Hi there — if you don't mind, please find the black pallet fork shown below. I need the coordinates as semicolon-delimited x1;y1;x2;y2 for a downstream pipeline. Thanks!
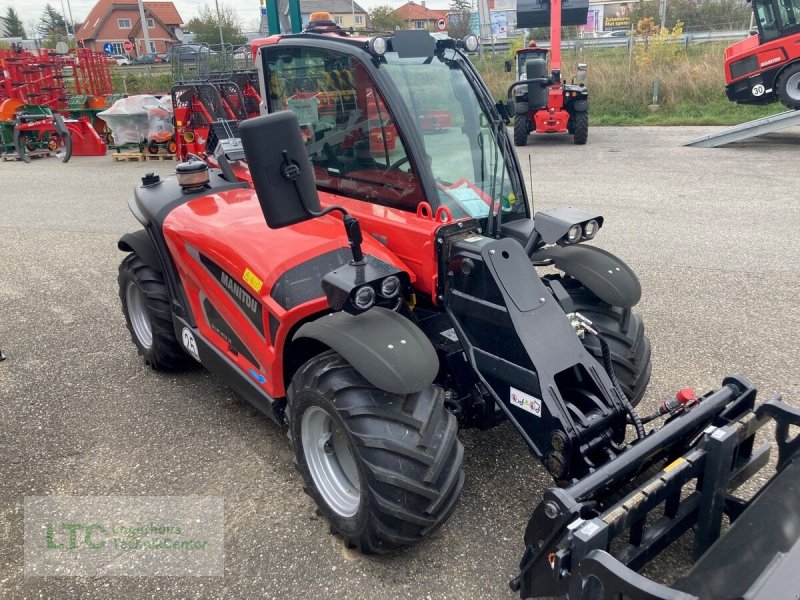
512;375;800;599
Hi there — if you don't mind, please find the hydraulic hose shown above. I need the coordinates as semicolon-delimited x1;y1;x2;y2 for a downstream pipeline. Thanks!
595;334;646;440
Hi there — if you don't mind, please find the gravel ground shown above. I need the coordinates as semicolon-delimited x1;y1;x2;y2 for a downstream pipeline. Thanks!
1;126;799;599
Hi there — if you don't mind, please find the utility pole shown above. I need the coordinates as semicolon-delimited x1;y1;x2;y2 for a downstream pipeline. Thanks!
136;0;152;55
65;0;76;38
58;0;71;40
659;0;667;29
214;0;226;46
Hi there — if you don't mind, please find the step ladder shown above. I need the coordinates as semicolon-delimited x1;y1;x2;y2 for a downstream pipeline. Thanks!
684;109;800;147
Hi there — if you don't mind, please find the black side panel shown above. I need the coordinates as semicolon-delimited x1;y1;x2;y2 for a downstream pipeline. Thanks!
201;298;261;370
172;316;284;424
198;253;264;333
271;248;351;310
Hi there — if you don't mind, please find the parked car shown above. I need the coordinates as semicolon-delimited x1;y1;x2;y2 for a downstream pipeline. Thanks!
131;53;166;65
169;44;218;63
603;30;629;38
109;54;131;66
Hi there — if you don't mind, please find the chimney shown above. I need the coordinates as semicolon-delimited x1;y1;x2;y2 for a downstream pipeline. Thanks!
421;0;426;6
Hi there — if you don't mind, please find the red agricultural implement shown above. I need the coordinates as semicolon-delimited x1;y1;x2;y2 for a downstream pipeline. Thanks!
0;47;109;160
172;73;261;161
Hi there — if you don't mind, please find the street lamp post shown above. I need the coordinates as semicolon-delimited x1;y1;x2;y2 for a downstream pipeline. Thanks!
136;0;153;55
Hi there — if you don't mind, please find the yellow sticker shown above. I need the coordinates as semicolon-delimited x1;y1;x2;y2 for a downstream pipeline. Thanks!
663;457;687;473
242;268;263;293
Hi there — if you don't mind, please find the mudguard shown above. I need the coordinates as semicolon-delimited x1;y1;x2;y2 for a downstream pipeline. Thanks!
118;230;162;274
532;244;641;308
571;98;589;112
294;307;438;395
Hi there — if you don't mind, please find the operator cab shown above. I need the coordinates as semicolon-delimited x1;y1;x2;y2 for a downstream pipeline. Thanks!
751;0;800;42
256;25;527;228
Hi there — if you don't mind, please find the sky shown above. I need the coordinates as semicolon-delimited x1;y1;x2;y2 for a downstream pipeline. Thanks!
0;0;452;36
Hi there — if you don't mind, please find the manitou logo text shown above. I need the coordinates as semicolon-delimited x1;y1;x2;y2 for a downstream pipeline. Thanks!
220;271;258;315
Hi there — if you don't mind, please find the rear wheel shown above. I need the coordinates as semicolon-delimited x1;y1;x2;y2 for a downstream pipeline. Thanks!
147;140;160;154
118;253;193;370
572;111;589;145
288;351;465;553
559;278;652;406
514;115;529;146
776;63;800;110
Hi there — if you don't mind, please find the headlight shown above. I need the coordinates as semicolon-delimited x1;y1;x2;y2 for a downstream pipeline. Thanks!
566;224;582;243
380;275;401;298
464;35;479;52
582;219;599;239
369;37;387;57
353;286;376;310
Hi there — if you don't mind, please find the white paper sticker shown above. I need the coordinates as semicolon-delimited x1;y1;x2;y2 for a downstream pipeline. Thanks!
510;386;541;417
182;327;200;362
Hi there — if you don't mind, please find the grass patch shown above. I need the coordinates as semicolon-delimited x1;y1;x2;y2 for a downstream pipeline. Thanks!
473;42;785;126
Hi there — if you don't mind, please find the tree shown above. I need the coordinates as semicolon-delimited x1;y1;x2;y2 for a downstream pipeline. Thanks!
3;7;27;38
185;3;247;47
369;5;405;32
448;0;473;39
37;4;73;44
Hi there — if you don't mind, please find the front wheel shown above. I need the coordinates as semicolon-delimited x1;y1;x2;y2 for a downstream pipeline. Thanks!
514;115;529;146
288;351;465;553
776;63;800;110
572;111;589;145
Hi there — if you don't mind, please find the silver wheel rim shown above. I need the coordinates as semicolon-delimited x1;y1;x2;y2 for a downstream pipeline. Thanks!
126;280;153;349
786;72;800;102
301;406;361;517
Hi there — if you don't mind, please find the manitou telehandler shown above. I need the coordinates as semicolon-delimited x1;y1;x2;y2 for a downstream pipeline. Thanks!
507;0;590;145
116;21;800;599
724;0;800;108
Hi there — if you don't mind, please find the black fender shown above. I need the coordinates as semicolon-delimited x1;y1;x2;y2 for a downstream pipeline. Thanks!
532;244;641;308
571;98;589;112
118;229;162;274
294;307;438;395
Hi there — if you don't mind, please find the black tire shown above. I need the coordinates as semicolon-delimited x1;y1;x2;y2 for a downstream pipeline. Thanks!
559;278;652;406
288;351;465;553
572;111;588;145
513;115;529;146
775;63;800;110
118;253;193;370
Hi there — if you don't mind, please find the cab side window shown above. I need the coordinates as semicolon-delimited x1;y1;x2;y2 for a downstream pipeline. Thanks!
265;47;424;212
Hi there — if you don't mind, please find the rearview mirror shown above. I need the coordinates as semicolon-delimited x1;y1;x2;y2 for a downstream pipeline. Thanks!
239;110;321;229
504;59;513;73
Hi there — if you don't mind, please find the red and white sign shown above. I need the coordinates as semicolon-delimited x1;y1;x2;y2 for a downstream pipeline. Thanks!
437;18;447;31
123;40;133;53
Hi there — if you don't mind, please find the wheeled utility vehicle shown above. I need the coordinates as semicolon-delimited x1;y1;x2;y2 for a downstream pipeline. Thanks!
724;0;800;108
117;25;800;599
507;0;590;145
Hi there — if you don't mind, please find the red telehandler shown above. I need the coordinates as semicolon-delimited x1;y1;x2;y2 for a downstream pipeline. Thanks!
724;0;800;108
115;19;800;599
508;0;590;145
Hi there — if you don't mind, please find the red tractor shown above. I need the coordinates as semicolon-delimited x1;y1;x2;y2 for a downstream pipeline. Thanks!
508;0;590;145
724;0;800;108
116;23;800;599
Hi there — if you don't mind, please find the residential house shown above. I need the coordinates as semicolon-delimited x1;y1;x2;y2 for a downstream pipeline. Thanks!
391;1;449;31
77;0;183;56
284;0;371;32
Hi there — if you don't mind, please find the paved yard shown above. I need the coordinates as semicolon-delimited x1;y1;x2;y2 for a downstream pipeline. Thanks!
1;126;798;599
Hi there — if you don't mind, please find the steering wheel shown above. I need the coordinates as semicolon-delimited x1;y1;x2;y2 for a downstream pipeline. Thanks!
386;156;409;172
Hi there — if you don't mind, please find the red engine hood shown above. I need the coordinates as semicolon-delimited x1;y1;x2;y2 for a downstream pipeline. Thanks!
726;35;759;61
162;186;416;298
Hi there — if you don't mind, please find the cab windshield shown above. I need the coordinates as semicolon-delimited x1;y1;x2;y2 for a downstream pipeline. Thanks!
381;49;527;223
